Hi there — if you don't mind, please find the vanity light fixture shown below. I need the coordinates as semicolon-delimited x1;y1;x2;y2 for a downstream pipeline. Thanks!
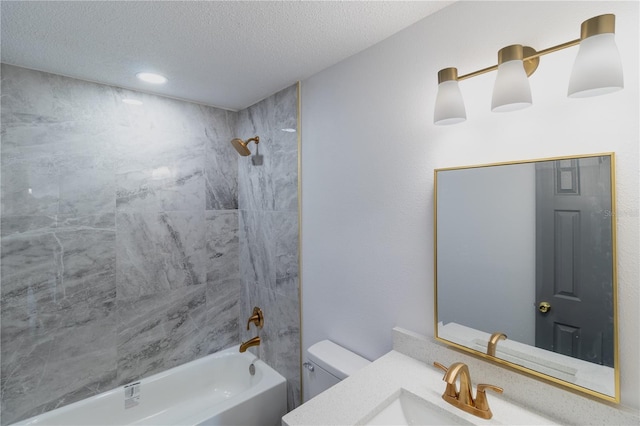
434;14;624;125
136;72;168;84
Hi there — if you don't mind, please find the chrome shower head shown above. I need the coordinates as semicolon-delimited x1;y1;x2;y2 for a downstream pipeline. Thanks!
231;136;260;156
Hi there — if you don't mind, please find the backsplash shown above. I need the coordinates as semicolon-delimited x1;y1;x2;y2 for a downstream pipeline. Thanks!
0;64;300;424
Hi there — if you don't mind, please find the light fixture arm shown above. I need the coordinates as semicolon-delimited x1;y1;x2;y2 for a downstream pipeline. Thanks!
456;38;581;81
454;13;616;82
522;38;581;62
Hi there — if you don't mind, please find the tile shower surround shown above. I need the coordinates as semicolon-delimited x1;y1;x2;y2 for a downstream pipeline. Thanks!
0;64;300;424
236;85;301;409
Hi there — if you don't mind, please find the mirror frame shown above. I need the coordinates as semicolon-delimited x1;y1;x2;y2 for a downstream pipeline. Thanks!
433;152;619;403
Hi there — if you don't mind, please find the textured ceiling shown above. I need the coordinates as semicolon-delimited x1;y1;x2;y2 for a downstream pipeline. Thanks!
1;1;453;111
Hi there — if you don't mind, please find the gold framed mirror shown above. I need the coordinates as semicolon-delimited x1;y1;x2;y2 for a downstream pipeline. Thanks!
434;153;619;402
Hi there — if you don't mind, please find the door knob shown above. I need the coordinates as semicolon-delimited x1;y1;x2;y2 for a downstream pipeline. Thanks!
538;301;551;313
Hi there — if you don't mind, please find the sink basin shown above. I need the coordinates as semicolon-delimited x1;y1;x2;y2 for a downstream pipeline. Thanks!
360;389;474;426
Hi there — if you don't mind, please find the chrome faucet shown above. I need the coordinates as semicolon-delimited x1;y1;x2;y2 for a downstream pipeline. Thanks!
434;361;503;420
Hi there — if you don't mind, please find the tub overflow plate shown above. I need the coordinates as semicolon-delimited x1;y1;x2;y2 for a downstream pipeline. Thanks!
124;381;141;409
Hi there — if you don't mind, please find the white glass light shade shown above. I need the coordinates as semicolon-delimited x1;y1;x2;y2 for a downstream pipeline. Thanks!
568;33;623;98
491;60;532;112
434;80;466;125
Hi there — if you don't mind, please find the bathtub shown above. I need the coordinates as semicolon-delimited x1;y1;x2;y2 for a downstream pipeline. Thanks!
12;346;287;426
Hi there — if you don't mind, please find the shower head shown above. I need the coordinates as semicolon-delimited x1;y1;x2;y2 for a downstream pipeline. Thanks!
231;136;260;156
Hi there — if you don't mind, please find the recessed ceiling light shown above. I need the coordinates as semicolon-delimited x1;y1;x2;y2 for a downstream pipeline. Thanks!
151;166;172;180
281;128;296;133
136;72;167;84
122;98;143;106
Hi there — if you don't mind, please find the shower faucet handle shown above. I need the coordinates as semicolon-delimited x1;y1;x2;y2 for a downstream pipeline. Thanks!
246;307;264;330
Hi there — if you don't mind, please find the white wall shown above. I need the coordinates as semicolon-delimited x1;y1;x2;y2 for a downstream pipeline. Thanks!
301;0;638;410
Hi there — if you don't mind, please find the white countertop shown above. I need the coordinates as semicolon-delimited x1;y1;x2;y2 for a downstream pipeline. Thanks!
282;350;559;426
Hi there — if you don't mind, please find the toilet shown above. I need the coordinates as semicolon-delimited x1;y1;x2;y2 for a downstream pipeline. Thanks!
303;339;371;402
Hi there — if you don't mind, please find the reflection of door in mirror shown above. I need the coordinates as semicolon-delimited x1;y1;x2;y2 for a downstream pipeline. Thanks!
535;157;613;367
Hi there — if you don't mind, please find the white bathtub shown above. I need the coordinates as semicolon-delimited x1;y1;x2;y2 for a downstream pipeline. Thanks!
12;346;287;426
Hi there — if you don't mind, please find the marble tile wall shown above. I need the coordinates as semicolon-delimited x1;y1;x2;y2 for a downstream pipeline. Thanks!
0;64;242;425
236;84;301;410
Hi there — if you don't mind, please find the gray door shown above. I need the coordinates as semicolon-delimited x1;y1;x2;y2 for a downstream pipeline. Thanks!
535;156;613;367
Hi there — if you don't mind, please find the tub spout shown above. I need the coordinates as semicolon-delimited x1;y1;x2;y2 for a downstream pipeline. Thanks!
239;336;261;353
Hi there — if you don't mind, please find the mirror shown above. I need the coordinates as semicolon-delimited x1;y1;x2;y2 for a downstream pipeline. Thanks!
434;153;618;402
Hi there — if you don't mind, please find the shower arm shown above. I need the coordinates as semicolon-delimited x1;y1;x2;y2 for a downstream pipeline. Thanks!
247;136;260;145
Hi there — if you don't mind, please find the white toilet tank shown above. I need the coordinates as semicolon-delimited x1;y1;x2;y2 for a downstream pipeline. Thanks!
303;340;371;402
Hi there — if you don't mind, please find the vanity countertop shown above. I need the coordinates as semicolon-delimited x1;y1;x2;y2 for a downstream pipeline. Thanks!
282;349;559;426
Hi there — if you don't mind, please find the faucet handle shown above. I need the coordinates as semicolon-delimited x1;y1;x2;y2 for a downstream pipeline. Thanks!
433;361;448;373
433;361;458;398
246;307;264;330
475;383;503;411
